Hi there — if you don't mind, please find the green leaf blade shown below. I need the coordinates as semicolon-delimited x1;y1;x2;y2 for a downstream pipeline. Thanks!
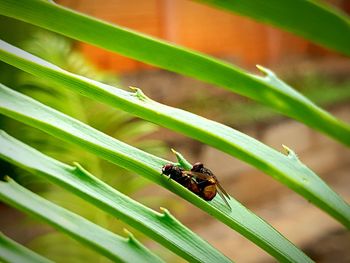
0;42;348;228
0;233;53;263
0;84;313;262
0;0;349;146
0;178;164;263
0;131;232;263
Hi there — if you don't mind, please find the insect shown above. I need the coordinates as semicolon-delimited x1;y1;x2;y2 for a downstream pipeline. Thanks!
161;162;231;209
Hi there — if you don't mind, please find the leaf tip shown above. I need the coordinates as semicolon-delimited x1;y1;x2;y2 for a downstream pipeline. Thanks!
282;144;299;160
71;162;95;179
170;148;177;154
123;227;132;236
171;149;192;170
128;86;138;91
123;228;138;244
159;206;168;213
256;64;275;77
72;162;87;172
282;144;289;153
129;86;148;101
1;175;10;182
159;207;176;221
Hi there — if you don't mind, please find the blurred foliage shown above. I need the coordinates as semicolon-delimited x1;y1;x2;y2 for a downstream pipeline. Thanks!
0;16;38;87
0;31;170;263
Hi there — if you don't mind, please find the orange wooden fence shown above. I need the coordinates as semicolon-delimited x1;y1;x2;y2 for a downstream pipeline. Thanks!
58;0;345;73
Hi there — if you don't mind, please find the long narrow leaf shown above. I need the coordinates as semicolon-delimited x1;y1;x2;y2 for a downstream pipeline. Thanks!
0;0;349;146
0;42;349;229
0;83;316;263
0;233;53;263
195;0;350;56
0;131;232;263
0;178;164;263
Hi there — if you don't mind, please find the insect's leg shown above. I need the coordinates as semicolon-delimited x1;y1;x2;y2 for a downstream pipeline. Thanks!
161;172;171;181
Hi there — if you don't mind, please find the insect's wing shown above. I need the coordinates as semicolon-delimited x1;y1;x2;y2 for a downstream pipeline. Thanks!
189;172;230;200
217;188;231;210
216;179;231;199
183;171;212;180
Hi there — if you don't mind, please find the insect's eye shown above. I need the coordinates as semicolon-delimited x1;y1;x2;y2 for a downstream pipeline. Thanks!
192;162;204;170
162;163;173;173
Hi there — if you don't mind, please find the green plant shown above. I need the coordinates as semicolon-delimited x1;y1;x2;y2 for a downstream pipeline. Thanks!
0;131;232;263
0;0;349;262
2;0;349;146
1;32;169;262
182;74;350;127
0;233;52;263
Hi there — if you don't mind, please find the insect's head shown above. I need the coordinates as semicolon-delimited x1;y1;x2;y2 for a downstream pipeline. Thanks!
161;163;175;175
192;162;204;171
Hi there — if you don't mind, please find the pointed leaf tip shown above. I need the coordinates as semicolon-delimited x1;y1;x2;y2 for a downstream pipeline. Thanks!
171;149;192;170
1;175;10;182
123;228;137;244
159;207;176;222
159;206;170;216
129;86;148;101
72;162;91;175
256;64;275;77
282;144;299;160
128;86;138;91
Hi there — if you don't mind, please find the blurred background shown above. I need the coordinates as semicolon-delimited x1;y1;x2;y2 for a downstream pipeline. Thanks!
0;0;349;262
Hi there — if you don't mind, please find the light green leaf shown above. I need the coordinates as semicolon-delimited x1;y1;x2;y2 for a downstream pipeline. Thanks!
0;233;53;263
0;131;232;263
0;42;348;229
0;178;164;263
0;83;315;262
195;0;350;56
1;0;349;146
